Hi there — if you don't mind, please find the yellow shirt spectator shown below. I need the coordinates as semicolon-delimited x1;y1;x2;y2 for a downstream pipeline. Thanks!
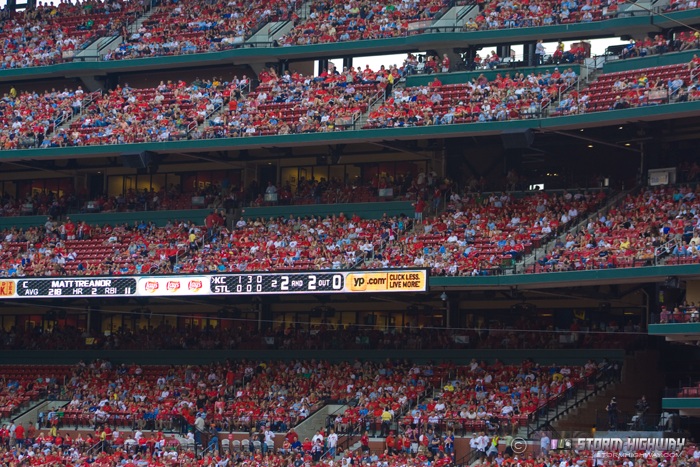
381;410;393;422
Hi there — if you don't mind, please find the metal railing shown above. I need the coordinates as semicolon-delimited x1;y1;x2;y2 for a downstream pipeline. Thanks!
335;419;365;455
666;385;700;397
84;439;108;457
595;410;679;432
526;368;618;437
455;0;478;22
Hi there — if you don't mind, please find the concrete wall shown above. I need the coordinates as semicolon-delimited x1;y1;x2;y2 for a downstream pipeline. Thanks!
687;280;700;305
602;50;697;74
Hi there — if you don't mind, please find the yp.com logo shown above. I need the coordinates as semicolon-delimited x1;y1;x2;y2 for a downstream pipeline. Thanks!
347;273;387;291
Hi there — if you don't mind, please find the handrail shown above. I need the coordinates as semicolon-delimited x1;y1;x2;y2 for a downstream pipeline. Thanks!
84;439;106;456
267;19;293;41
691;66;700;84
334;419;365;455
655;237;677;260
20;88;104;150
526;366;617;437
358;90;386;130
594;410;678;432
518;185;636;274
456;1;478;22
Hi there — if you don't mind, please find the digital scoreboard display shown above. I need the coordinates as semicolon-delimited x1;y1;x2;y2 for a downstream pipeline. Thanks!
16;278;137;297
0;270;428;299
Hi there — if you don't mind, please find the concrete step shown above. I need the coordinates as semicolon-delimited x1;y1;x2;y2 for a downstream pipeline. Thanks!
248;21;293;47
73;34;121;62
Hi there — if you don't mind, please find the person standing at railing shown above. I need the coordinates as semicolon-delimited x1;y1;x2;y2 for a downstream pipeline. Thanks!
263;425;275;454
536;40;546;66
380;407;394;436
443;430;455;457
386;431;397;454
327;429;338;458
208;424;220;454
606;397;618;430
13;423;24;448
441;54;451;73
361;431;370;453
194;413;205;445
540;432;550;456
407;426;419;454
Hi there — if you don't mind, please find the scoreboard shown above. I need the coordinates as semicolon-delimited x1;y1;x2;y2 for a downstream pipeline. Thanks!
0;270;428;299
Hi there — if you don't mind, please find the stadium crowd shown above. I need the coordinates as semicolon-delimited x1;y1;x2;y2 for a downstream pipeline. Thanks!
580;63;695;112
331;358;606;438
0;436;696;467
465;0;621;31
200;65;385;138
0;176;400;218
7;67;390;149
0;365;63;419
276;0;449;45
104;0;300;60
0;356;628;467
0;0;142;69
0;319;640;351
616;30;700;60
0;0;698;75
0;186;605;277
0;434;455;467
0;86;100;150
0;181;697;278
658;302;700;323
6;358;601;434
3;0;672;70
363;68;578;128
4;58;700;149
530;184;700;272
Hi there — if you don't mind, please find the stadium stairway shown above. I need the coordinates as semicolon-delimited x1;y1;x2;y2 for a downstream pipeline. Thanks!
517;187;633;274
247;20;295;46
515;375;618;440
425;2;476;37
354;87;389;131
296;0;317;21
553;349;662;435
616;0;654;17
10;399;69;431
296;403;349;443
73;34;124;63
80;6;159;62
649;0;671;11
124;6;160;39
50;90;105;136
